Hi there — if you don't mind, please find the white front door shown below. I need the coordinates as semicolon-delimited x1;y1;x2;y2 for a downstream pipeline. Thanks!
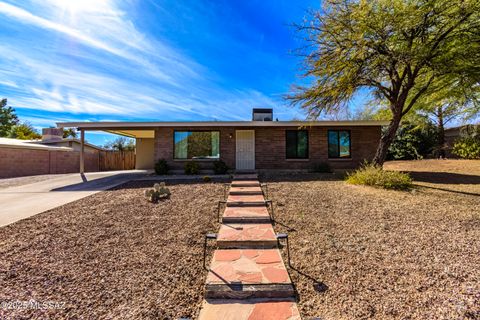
236;130;255;171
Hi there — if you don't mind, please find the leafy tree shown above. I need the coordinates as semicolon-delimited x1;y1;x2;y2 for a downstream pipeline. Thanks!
290;0;480;164
387;121;438;160
8;122;42;140
414;77;480;157
0;98;19;137
63;128;77;139
452;125;480;159
104;137;135;151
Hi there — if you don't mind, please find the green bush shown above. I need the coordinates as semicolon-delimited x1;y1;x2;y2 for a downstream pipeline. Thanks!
184;161;200;175
346;164;413;190
452;137;480;159
312;162;332;173
213;159;229;174
387;122;438;160
203;175;212;182
154;159;169;175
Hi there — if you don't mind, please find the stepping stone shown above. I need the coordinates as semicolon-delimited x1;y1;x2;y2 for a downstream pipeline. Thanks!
231;180;261;187
222;206;271;223
217;224;277;249
227;194;266;206
229;186;263;195
205;249;294;299
233;174;258;180
198;298;301;320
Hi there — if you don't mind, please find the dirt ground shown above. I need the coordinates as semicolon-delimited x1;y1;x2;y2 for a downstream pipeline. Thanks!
265;160;480;319
384;159;480;196
0;181;222;319
1;160;478;319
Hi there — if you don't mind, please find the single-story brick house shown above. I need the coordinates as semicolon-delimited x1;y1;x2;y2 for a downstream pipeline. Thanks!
58;109;388;173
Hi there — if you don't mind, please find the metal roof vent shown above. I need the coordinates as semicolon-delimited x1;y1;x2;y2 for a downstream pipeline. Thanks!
252;108;273;121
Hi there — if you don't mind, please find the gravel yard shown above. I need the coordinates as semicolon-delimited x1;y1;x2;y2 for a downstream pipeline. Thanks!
265;161;480;319
1;160;478;319
0;181;222;319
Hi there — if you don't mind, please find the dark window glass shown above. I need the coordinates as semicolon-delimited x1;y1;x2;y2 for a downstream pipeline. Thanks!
286;130;309;159
328;130;351;158
174;131;220;159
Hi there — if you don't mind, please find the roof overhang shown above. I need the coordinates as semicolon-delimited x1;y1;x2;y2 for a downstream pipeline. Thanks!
57;120;389;130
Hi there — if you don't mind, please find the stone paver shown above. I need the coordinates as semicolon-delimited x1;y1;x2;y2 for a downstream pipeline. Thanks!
231;180;260;187
222;206;271;223
217;223;277;248
198;299;301;320
227;194;266;206
205;249;294;299
229;186;263;195
206;249;291;284
201;173;299;316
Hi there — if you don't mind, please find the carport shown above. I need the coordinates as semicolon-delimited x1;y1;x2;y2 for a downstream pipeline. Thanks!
56;122;156;173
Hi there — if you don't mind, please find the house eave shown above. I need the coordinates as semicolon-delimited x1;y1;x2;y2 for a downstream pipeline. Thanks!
57;120;390;130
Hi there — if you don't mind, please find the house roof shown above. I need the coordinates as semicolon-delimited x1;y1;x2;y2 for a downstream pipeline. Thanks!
39;138;106;151
56;120;390;139
0;138;73;151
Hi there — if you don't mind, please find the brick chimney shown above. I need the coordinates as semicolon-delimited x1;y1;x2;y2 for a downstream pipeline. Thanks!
42;128;64;141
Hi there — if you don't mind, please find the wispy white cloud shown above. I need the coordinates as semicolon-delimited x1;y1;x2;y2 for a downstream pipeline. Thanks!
0;0;298;128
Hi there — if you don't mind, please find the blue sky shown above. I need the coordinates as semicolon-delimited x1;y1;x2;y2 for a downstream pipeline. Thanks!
0;0;336;146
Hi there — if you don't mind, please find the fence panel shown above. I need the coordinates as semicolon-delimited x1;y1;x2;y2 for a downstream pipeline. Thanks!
99;151;135;171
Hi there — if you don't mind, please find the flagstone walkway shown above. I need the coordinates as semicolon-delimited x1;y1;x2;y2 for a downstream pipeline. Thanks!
198;174;300;320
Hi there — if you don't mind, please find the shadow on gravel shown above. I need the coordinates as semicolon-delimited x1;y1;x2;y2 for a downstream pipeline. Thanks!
409;171;480;185
260;172;344;183
417;184;480;197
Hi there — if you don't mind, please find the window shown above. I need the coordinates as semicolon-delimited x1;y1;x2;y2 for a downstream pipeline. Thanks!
174;131;220;159
286;130;309;159
328;130;351;158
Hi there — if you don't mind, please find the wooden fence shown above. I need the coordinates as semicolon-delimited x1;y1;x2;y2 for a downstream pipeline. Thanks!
99;151;136;171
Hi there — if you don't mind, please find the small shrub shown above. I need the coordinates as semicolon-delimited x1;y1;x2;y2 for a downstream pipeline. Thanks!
452;137;480;159
203;176;211;182
154;159;169;175
346;164;413;190
144;182;171;202
213;159;229;174
312;162;332;173
184;161;200;175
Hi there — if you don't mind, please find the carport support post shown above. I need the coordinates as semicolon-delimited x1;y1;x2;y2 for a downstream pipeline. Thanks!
80;129;85;174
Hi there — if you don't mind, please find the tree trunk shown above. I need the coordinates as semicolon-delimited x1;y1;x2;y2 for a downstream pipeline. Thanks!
372;112;402;166
437;106;445;158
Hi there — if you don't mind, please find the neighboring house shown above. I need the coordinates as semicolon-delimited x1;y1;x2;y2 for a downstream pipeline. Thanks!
36;128;104;152
58;109;388;172
444;124;479;157
0;136;100;178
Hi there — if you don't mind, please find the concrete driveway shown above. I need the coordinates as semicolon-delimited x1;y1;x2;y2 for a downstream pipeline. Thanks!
0;170;150;227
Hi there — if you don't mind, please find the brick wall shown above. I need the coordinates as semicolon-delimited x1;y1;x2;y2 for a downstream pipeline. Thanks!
0;147;99;178
154;126;381;171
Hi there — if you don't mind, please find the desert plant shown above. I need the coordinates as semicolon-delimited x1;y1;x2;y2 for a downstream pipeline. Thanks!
203;176;211;182
154;159;169;175
184;161;200;175
312;162;332;173
346;164;413;191
144;182;171;203
213;159;229;174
